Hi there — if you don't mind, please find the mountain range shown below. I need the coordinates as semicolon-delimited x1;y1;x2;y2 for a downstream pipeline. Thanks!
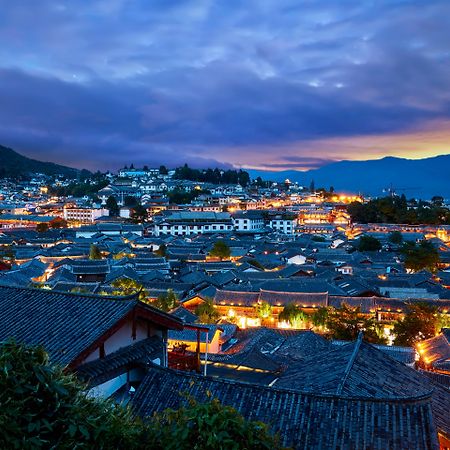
248;155;450;199
0;145;81;178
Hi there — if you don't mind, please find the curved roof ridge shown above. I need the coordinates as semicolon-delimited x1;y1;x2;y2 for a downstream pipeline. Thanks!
143;364;435;405
259;289;329;295
0;284;140;302
336;332;363;395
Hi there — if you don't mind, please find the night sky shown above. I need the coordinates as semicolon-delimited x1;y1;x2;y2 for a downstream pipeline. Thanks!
1;1;450;171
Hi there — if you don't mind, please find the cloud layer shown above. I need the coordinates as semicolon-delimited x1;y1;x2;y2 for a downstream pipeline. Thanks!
0;0;449;170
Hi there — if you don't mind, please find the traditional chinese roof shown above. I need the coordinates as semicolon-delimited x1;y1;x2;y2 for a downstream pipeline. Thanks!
418;329;450;371
76;336;163;387
0;285;182;367
132;364;439;450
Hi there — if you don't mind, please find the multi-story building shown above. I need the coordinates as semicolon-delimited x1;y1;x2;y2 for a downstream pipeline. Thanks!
268;212;298;235
153;211;234;236
63;207;109;223
233;210;265;232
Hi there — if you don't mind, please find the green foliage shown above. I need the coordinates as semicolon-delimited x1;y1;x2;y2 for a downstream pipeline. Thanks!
311;307;329;328
246;258;265;270
36;223;49;233
111;278;148;301
393;303;439;346
209;241;231;260
255;301;272;319
130;204;148;224
1;342;283;450
348;196;450;225
124;196;139;207
388;231;403;244
278;303;308;328
0;341;146;450
401;240;440;272
357;235;382;251
154;244;167;257
48;180;108;198
106;196;120;216
326;304;387;344
149;396;282;450
154;289;179;312
49;217;68;229
195;298;220;323
89;244;102;260
173;164;250;187
167;188;209;205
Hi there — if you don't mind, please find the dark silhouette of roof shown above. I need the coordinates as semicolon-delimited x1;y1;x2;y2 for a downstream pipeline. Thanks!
132;364;439;449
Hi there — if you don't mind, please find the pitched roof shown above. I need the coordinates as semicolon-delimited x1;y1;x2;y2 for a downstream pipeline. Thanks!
132;365;439;450
0;286;182;366
76;336;163;386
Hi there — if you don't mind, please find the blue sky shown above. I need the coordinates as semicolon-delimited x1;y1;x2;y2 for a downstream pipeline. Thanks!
1;0;449;171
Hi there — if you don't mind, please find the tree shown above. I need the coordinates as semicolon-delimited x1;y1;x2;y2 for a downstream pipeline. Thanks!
89;244;103;260
0;341;146;449
401;240;440;272
159;165;168;175
393;303;439;346
110;278;147;301
278;303;308;328
209;241;231;260
130;204;148;224
124;195;138;207
357;235;382;252
154;244;167;257
195;299;220;323
388;231;403;245
154;289;179;312
106;195;120;216
49;217;68;229
255;301;272;320
309;179;315;193
311;307;329;329
36;223;49;233
326;304;386;344
149;396;282;450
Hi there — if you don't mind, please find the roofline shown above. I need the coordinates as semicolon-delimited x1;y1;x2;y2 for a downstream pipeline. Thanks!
137;364;435;405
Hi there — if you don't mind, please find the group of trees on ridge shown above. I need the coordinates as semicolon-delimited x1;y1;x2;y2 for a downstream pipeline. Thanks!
348;195;450;225
174;165;250;187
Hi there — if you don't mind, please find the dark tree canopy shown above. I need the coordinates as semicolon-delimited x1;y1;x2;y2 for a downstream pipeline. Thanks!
393;303;439;346
357;235;382;252
209;241;231;260
154;289;179;312
89;244;103;260
326;304;386;344
348;196;450;225
173;164;250;187
106;195;120;216
401;240;440;272
195;298;220;324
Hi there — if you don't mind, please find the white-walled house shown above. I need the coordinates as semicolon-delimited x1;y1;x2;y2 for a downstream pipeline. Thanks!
0;286;183;399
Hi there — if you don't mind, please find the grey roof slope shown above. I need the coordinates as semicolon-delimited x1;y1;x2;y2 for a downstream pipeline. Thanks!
132;365;438;450
0;286;137;366
76;336;163;386
0;285;183;366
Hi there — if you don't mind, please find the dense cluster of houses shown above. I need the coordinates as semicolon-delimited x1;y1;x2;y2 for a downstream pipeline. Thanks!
1;167;450;448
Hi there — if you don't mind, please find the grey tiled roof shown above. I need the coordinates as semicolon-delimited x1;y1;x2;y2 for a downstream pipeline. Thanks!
132;365;439;450
0;286;136;366
76;336;163;386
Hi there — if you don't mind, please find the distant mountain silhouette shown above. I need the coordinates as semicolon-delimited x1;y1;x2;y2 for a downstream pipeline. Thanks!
248;155;450;199
0;145;81;178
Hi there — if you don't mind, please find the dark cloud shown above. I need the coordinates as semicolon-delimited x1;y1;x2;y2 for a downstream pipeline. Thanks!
0;0;449;170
